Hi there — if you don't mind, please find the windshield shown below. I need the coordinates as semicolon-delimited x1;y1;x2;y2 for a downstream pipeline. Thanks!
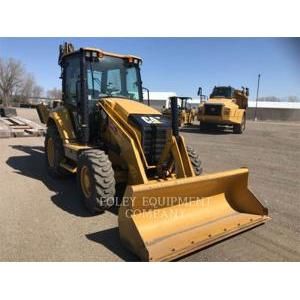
86;55;142;101
167;98;192;109
180;98;192;109
210;87;234;99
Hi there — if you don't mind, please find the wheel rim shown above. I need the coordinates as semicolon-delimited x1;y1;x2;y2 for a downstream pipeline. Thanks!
47;137;55;167
80;166;92;198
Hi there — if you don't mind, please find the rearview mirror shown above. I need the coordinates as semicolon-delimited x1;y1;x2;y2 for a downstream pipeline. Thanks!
142;87;150;106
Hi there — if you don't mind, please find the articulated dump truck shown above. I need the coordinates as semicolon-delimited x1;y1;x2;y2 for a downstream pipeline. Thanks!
37;43;270;261
198;86;249;134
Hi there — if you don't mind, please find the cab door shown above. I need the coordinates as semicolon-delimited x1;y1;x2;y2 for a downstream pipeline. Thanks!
61;53;82;136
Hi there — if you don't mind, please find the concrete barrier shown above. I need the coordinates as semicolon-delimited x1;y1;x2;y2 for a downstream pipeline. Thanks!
0;121;11;138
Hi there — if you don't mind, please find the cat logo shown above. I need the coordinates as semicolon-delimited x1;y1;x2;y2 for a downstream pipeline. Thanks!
141;116;162;124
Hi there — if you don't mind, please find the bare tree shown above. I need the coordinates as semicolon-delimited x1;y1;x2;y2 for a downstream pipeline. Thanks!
32;85;44;98
47;87;62;99
19;73;36;100
287;96;299;102
0;58;24;106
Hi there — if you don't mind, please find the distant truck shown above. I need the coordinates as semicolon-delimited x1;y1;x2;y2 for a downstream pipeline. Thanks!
197;86;249;134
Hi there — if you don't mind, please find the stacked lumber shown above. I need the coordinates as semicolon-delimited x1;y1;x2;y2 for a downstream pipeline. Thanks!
0;116;46;138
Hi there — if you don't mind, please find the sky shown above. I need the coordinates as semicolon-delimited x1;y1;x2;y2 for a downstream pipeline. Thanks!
0;37;299;99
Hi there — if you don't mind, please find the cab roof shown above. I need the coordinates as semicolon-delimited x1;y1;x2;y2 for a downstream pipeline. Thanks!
62;47;142;61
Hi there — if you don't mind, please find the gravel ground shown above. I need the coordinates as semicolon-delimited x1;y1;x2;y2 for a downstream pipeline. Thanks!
0;108;299;261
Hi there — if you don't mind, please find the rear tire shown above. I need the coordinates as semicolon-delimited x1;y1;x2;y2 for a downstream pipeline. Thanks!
45;123;69;177
233;114;246;134
77;149;116;214
187;146;203;175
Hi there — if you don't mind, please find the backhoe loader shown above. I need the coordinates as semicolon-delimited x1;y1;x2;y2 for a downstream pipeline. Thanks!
37;43;270;261
162;96;197;127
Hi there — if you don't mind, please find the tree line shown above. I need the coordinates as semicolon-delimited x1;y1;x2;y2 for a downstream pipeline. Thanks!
0;57;62;107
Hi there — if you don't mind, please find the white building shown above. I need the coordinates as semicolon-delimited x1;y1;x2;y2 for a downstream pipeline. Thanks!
248;101;300;109
142;91;177;110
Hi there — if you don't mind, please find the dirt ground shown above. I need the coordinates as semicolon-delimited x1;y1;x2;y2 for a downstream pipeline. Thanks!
0;108;299;261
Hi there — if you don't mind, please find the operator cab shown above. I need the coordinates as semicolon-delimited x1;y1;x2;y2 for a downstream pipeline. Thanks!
58;43;143;144
179;97;193;110
210;86;235;99
167;97;193;110
85;54;143;102
59;47;143;106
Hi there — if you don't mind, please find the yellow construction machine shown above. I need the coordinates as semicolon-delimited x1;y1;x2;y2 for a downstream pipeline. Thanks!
162;96;197;127
37;43;270;261
198;86;249;133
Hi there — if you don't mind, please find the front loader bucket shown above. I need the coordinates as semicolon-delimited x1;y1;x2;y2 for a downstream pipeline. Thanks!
118;168;270;262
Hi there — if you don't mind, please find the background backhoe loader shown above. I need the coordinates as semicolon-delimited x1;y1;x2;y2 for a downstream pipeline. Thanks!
162;96;196;127
37;43;270;261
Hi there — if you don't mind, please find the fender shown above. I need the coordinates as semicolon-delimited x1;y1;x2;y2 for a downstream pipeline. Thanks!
47;107;76;142
232;108;246;124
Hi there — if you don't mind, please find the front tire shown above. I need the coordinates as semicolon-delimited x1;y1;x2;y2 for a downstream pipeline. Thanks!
233;114;246;134
187;146;203;175
77;149;116;214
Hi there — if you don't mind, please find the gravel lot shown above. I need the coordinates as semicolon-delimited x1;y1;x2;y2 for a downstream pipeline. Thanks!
0;109;299;261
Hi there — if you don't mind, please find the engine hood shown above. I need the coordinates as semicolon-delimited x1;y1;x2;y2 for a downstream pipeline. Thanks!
100;98;170;166
101;98;161;119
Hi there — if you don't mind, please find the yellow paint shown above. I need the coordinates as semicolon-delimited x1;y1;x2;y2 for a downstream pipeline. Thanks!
46;137;55;167
104;98;161;118
198;97;246;125
49;108;76;141
45;45;268;261
62;47;142;63
162;100;197;127
80;165;92;198
59;162;77;173
119;168;270;261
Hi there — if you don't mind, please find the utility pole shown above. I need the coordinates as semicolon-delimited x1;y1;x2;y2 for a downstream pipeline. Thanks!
254;74;261;121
